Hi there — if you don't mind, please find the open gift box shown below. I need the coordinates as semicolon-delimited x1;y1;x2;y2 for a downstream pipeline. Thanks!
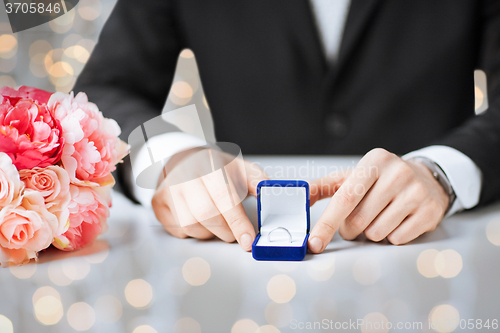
252;180;310;261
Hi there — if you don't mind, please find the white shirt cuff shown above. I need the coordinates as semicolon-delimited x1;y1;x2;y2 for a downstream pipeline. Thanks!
402;145;482;216
130;132;208;207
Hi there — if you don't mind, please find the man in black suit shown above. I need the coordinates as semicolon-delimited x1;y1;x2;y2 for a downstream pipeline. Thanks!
74;0;500;253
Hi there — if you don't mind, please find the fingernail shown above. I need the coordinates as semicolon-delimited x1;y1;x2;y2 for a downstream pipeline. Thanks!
240;233;252;250
309;237;323;253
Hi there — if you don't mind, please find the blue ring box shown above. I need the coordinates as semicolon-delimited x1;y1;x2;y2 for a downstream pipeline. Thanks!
252;180;310;261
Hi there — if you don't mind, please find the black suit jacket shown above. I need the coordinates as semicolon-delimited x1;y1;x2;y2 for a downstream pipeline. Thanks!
74;0;500;205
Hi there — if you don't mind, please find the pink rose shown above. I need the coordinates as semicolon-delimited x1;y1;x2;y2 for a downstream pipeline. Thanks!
53;185;109;251
0;152;23;208
0;90;64;170
19;166;71;236
0;190;59;266
48;92;129;186
0;86;53;105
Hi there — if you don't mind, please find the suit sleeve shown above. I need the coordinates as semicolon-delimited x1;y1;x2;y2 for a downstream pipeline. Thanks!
433;0;500;206
73;0;183;202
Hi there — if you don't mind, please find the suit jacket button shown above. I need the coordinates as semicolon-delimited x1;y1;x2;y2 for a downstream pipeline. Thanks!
326;113;349;138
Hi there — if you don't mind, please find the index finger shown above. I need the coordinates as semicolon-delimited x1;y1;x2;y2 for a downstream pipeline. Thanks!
308;158;379;253
201;169;256;251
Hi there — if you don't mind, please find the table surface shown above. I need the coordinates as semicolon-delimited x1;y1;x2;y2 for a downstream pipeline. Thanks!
1;156;500;333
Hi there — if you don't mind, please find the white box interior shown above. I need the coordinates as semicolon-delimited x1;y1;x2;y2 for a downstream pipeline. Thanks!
256;186;307;247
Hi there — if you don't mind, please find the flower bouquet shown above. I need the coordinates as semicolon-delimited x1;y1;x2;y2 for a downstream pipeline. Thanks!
0;86;129;267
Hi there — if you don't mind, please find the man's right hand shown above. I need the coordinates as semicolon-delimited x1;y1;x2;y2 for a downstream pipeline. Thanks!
151;148;268;251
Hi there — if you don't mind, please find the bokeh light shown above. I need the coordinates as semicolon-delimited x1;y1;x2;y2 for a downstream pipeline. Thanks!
0;35;18;59
29;40;52;58
94;295;122;323
62;258;91;280
307;257;335;281
256;325;280;333
67;302;95;331
32;287;64;325
417;249;440;278
173;317;201;333
475;86;484;110
360;312;389;333
429;304;460;333
486;217;500;246
182;257;211;286
266;274;296;303
78;0;102;21
232;319;260;333
48;261;74;286
0;315;14;333
133;325;158;333
170;81;194;105
435;249;462;279
9;263;37;279
180;49;194;58
353;256;381;285
125;279;154;308
49;9;75;34
84;248;109;263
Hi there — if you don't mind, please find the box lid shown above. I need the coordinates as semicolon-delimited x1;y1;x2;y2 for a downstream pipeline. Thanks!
257;180;310;233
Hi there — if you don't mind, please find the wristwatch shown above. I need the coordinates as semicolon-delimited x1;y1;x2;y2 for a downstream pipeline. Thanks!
408;156;456;215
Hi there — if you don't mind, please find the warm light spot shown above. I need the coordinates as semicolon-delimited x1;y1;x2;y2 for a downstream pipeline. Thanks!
125;279;153;308
360;312;389;333
0;35;17;55
33;288;64;326
78;0;102;21
353;256;381;285
29;40;52;58
475;86;484;111
232;319;260;333
173;317;201;333
49;9;74;33
417;249;440;278
435;249;462;278
49;61;74;77
67;302;95;331
429;304;460;333
133;325;158;333
0;76;15;88
0;315;14;333
63;34;83;49
62;258;91;280
84;249;109;263
170;81;193;105
182;257;211;286
265;302;293;328
64;45;91;63
256;325;280;333
48;262;73;286
307;257;335;281
486;217;500;246
45;49;64;72
267;274;296;303
180;49;194;58
94;295;122;324
10;263;37;279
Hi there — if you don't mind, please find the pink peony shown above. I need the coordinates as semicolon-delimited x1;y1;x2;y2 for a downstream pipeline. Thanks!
0;89;64;170
0;152;23;208
53;184;109;251
20;166;70;236
0;86;52;105
48;92;129;186
0;190;59;266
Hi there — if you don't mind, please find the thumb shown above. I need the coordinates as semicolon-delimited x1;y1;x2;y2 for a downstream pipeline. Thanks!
245;161;270;197
309;170;351;206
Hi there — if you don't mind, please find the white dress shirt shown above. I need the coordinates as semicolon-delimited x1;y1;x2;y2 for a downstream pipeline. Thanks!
132;0;482;215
